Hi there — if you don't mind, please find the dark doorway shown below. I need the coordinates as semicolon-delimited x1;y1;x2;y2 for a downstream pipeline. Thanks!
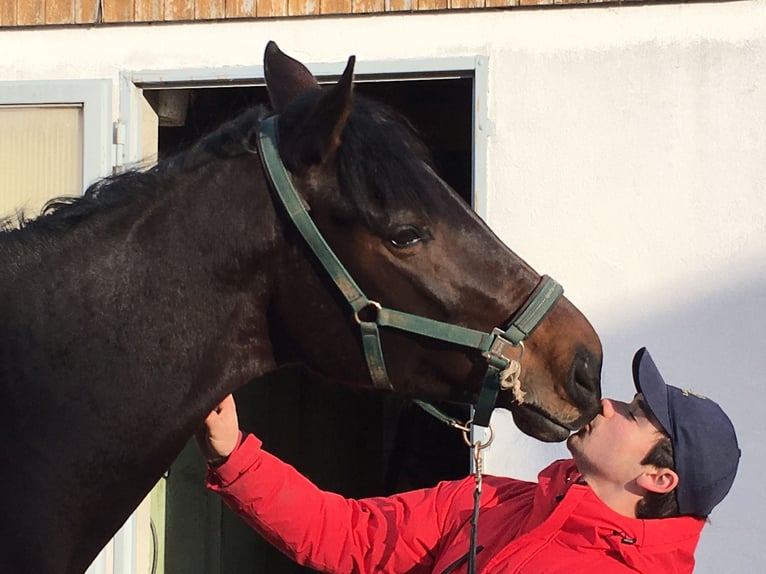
150;77;473;203
149;76;474;574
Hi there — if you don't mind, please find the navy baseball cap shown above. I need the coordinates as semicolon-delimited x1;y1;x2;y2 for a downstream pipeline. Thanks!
632;347;740;517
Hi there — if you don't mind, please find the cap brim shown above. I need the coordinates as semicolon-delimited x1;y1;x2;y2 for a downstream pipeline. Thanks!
632;347;673;438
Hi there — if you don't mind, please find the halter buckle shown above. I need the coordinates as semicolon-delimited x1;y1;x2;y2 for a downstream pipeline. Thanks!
482;328;524;370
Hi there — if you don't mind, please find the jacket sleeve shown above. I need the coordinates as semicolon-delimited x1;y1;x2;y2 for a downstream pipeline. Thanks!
206;432;470;574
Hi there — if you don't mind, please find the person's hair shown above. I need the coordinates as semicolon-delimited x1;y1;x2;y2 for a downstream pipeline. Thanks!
635;434;681;519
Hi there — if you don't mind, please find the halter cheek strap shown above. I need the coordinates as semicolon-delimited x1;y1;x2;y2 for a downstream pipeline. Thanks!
255;115;563;427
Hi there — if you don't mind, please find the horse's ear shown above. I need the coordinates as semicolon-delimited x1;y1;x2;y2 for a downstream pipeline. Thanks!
264;41;320;112
278;55;355;173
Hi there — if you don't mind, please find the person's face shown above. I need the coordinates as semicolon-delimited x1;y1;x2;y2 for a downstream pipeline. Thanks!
567;394;666;487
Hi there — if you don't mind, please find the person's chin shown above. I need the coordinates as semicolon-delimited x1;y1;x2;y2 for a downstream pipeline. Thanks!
565;428;585;453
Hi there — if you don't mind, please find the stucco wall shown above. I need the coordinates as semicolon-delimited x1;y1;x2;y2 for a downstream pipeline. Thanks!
1;1;764;571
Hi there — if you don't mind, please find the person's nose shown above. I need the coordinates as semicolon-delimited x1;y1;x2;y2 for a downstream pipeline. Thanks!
600;398;616;418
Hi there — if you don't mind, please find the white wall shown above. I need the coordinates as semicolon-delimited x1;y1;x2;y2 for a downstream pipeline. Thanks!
2;2;764;571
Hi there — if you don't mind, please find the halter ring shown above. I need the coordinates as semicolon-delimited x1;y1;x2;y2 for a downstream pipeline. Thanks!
463;422;494;450
353;300;382;325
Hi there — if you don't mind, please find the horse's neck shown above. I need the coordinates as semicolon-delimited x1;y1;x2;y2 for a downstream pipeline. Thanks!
28;156;278;413
0;156;281;570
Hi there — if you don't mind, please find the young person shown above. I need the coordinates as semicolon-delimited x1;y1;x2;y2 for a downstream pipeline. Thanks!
197;348;739;573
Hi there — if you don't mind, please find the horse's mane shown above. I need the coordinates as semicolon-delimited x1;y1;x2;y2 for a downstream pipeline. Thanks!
1;107;268;237
2;95;437;237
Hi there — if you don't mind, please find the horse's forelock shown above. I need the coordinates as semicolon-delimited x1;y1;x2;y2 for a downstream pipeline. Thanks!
335;97;439;228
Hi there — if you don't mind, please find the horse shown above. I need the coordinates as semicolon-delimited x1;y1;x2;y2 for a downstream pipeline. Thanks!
0;42;602;574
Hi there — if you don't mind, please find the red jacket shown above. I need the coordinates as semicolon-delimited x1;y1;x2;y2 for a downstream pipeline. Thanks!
207;433;704;573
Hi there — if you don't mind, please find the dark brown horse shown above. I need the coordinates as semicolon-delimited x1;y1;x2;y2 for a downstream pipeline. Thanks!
0;43;601;574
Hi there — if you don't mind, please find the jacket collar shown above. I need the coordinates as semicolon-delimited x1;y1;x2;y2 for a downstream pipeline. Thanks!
531;460;704;570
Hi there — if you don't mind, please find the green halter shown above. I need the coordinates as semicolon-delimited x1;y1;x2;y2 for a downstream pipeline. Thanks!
255;115;563;427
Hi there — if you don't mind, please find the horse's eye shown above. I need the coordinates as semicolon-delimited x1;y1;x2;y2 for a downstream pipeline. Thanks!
389;226;423;248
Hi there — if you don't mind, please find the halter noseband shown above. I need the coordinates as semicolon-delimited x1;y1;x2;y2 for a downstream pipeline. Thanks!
255;115;563;427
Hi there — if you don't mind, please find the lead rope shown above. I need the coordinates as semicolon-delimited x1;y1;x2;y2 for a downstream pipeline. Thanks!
464;426;493;574
412;401;495;574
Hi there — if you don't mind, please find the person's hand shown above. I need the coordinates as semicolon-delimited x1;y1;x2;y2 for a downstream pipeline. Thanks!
196;394;240;466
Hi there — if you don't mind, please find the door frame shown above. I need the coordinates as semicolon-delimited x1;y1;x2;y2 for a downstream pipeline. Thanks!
116;55;490;574
119;55;490;217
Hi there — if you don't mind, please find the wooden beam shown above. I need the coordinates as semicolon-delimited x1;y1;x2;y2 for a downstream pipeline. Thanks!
17;0;44;25
352;0;384;13
288;0;319;16
450;0;484;7
46;0;75;24
165;0;193;20
388;0;414;11
135;0;163;21
320;0;351;15
258;0;288;17
416;0;448;11
0;0;17;26
103;0;135;22
227;0;258;17
75;0;100;23
196;0;225;19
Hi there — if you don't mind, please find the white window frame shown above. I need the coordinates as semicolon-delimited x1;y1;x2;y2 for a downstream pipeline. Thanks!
0;79;112;193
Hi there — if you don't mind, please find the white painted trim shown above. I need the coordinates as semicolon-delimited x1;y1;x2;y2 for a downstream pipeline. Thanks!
118;72;144;167
112;515;137;574
472;55;490;221
124;56;479;87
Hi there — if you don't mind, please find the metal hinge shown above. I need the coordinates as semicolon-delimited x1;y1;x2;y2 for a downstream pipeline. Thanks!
113;120;126;174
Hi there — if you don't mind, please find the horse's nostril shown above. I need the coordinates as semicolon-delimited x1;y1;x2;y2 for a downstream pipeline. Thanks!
569;350;603;410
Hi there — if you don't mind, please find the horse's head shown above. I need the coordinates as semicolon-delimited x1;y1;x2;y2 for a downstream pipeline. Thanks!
262;42;602;442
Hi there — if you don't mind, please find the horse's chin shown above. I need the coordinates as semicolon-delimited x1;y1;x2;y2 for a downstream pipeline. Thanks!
508;404;573;443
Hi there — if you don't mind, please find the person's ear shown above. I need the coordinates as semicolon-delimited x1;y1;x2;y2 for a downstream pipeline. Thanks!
637;467;679;494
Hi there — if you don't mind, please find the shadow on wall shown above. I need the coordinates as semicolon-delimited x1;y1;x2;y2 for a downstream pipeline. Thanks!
488;268;765;574
600;270;765;574
486;269;766;574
